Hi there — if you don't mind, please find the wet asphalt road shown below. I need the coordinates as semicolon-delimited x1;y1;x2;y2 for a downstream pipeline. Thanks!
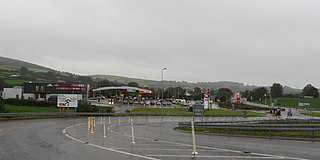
0;117;319;160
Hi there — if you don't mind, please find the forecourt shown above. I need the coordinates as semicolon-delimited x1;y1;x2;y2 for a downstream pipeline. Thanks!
0;117;319;160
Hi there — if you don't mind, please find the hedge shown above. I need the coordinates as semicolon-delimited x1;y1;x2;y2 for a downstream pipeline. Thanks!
4;99;56;107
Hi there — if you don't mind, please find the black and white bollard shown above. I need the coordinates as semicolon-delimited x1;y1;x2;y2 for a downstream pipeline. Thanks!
131;119;135;144
191;121;198;155
103;123;106;138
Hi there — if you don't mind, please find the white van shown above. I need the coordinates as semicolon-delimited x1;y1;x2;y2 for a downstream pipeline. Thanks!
174;99;187;106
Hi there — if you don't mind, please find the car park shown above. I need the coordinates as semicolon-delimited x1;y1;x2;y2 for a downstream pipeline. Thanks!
145;100;151;105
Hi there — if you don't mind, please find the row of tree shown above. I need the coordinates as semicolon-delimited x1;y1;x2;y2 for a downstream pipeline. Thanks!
242;83;319;101
3;67;320;101
92;79;320;101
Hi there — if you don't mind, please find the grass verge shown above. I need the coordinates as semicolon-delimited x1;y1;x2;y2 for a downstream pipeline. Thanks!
131;108;192;116
130;108;265;117
300;112;320;117
176;126;320;139
4;105;68;113
0;115;77;121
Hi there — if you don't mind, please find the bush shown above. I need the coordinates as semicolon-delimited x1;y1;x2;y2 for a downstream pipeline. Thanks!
76;101;98;112
4;99;56;107
0;98;6;113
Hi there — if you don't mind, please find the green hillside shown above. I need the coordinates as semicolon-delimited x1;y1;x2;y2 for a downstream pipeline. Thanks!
0;56;302;93
0;56;93;87
0;56;52;73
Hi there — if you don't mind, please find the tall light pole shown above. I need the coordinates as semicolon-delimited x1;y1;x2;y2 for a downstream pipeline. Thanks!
161;67;167;107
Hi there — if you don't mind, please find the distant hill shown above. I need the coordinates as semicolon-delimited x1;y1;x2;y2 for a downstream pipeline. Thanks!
0;56;52;72
91;75;301;94
283;86;301;94
0;56;91;86
0;56;301;93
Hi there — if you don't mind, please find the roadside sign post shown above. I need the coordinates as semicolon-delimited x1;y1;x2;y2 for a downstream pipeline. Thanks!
203;92;210;110
193;101;204;122
89;116;95;134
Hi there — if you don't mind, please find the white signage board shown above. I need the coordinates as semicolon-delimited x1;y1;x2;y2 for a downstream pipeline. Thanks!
298;103;310;107
57;94;78;107
204;99;209;109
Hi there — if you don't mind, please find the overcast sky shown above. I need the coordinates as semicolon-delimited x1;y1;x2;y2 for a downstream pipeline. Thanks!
1;0;320;89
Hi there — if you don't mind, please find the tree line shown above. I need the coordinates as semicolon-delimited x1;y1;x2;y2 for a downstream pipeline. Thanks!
1;67;319;101
241;83;319;101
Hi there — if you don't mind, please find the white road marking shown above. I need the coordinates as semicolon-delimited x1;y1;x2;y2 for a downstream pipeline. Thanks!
63;124;160;160
145;155;285;159
111;148;222;152
65;120;310;160
109;124;310;160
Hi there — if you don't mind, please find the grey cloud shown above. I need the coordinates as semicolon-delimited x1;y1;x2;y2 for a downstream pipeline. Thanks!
1;0;320;88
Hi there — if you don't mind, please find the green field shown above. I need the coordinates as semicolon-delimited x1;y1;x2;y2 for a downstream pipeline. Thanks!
0;66;15;71
277;98;320;109
301;112;320;117
131;108;265;117
205;109;265;117
28;67;50;73
5;105;63;113
4;80;28;86
131;108;192;116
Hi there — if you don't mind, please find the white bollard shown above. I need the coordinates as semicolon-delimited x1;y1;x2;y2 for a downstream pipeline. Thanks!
103;123;106;138
88;117;90;131
100;116;103;125
91;123;94;134
191;121;198;155
103;118;106;124
108;116;111;124
129;116;131;124
131;119;135;144
119;116;121;124
94;116;96;126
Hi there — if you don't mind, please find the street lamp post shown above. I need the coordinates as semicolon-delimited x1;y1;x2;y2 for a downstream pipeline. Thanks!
161;67;167;107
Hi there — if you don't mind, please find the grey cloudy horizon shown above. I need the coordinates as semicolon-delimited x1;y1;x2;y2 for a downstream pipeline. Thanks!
1;0;320;89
